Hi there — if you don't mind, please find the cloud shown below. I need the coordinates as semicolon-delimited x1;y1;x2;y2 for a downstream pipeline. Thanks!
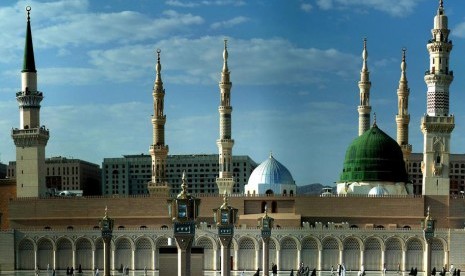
315;0;425;17
210;16;249;29
453;22;465;38
165;0;245;7
84;36;359;87
300;3;313;13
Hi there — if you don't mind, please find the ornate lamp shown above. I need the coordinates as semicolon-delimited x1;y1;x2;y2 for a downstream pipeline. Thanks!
167;171;200;276
258;205;274;276
99;207;114;276
423;206;435;276
213;194;238;276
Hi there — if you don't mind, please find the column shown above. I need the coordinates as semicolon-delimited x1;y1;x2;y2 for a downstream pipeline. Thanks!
381;250;385;271
233;249;238;271
255;248;260;270
339;250;343;265
92;249;95;271
276;249;281;271
103;238;111;276
360;250;364;269
219;236;233;276
175;235;194;276
402;250;406;272
318;249;323;271
152;248;155;270
297;249;301;270
131;249;135;270
72;249;76;270
262;238;270;276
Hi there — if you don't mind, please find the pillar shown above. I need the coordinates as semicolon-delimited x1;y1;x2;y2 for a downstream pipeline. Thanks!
402;250;406;272
219;236;233;276
262;238;270;276
318;249;322;271
175;235;194;276
276;249;281;271
103;237;111;276
381;250;385;271
234;249;238;271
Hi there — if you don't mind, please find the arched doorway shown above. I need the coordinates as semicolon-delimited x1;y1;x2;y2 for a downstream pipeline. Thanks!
364;238;381;271
343;238;360;271
76;238;92;270
238;238;256;270
115;238;132;270
196;237;215;270
18;239;35;270
280;238;298;270
301;237;318;270
322;238;339;270
56;238;73;270
37;239;53;271
385;238;402;271
135;238;153;270
406;239;423;271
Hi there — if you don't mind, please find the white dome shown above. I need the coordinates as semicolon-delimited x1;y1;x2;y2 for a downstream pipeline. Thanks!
245;154;296;195
368;185;388;196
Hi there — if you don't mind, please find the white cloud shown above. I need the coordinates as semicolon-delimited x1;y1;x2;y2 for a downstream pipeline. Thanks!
165;0;245;7
453;22;465;38
301;3;313;13
316;0;425;17
210;16;249;29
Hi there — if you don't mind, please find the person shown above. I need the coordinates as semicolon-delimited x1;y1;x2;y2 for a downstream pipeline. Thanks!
338;264;342;276
451;265;455;275
66;267;70;275
70;267;74;276
290;269;294;276
457;269;461;276
311;268;317;276
442;267;447;276
95;268;99;276
78;264;82;274
414;267;418;276
331;265;335;276
342;263;346;276
409;267;414;275
361;264;366;276
398;263;401;275
433;267;437;276
272;262;278;276
240;270;245;276
52;269;56;276
253;268;260;276
36;266;40;276
144;266;147;276
383;263;387;275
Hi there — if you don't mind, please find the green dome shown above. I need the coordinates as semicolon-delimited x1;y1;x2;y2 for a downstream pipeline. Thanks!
339;124;408;183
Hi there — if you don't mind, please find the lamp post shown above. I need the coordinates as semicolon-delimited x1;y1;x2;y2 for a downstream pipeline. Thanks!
167;171;200;276
213;194;238;276
258;205;274;276
423;206;435;276
99;206;114;276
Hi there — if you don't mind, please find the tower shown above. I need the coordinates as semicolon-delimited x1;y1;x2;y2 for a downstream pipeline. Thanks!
421;0;454;195
147;49;170;196
395;48;412;165
216;40;235;195
358;38;372;136
12;6;49;197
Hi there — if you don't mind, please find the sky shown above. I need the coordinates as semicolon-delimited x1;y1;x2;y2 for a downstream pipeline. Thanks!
1;0;465;187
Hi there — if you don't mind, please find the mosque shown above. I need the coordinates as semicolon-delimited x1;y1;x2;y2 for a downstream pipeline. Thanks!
1;1;465;274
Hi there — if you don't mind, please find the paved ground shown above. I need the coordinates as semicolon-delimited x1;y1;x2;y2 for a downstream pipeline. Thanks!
0;271;416;276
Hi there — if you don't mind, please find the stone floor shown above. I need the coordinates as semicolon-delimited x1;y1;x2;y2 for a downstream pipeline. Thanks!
0;271;415;276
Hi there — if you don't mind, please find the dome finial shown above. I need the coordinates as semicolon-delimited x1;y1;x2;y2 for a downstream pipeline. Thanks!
373;112;377;127
439;0;443;8
269;150;273;158
26;6;31;22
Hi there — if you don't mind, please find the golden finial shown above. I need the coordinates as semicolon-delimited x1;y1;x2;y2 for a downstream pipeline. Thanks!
373;112;377;127
26;6;31;21
104;206;108;218
439;0;443;8
426;206;432;220
220;193;229;209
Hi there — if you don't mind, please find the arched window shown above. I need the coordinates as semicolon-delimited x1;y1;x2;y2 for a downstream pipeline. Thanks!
261;201;267;213
265;189;274;196
271;201;277;213
283;189;287;195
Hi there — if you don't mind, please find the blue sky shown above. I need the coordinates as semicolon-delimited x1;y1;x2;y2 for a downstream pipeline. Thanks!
1;0;465;187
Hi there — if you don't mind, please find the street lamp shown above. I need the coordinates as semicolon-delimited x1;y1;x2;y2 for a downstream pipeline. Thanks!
167;171;200;276
99;206;114;276
258;205;274;276
423;206;435;276
213;194;238;276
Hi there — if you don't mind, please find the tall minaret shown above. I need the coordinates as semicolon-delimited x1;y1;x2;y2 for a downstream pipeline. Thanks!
147;49;170;196
216;40;235;195
358;38;372;136
12;6;50;197
421;0;454;196
396;48;412;165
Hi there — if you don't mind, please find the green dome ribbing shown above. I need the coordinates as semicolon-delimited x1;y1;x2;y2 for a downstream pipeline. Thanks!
339;124;408;183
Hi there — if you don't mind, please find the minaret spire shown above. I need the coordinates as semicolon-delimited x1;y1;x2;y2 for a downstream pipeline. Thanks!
12;6;49;197
147;49;170;196
421;1;454;196
357;38;372;136
396;48;412;167
216;39;235;195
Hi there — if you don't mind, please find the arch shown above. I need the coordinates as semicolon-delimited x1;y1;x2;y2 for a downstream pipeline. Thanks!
406;238;424;272
301;236;319;270
196;236;215;270
238;236;257;270
271;201;277;213
95;238;104;271
280;237;298;270
155;236;170;270
56;237;74;270
266;189;274;196
115;237;133;270
431;238;446;271
135;237;153;270
385;237;403;271
364;237;382;271
343;237;361;271
18;238;35;270
76;237;93;270
37;238;54;271
322;237;341;270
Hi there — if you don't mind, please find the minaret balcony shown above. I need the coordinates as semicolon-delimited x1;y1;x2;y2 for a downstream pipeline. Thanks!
421;115;455;133
12;126;49;136
150;144;169;151
11;126;49;147
425;69;453;76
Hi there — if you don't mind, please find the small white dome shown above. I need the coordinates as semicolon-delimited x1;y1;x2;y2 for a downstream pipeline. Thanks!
368;186;388;196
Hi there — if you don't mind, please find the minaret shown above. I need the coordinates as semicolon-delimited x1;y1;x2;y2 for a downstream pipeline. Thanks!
147;49;170;196
358;38;372;136
421;0;454;195
396;48;412;165
216;40;235;195
12;6;50;197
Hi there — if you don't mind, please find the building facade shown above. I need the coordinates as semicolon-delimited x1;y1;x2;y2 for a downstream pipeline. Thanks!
7;157;102;196
102;154;256;196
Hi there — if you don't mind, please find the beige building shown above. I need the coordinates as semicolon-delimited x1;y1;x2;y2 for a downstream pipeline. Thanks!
7;157;102;196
